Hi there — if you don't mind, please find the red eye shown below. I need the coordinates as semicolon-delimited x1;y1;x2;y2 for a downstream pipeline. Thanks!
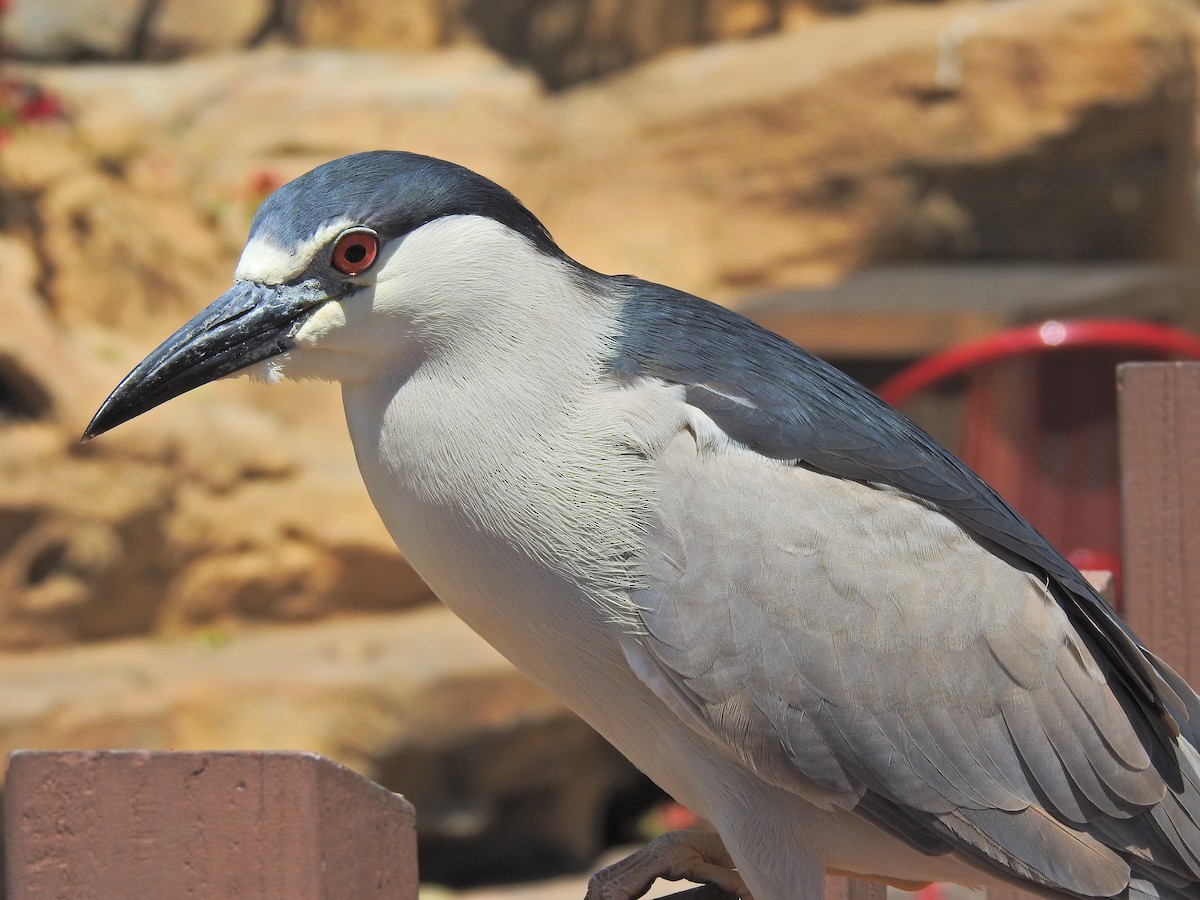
331;229;379;276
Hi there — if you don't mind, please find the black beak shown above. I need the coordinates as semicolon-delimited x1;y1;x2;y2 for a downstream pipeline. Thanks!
83;280;328;440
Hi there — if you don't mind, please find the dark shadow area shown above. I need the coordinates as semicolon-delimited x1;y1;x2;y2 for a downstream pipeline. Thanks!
464;0;786;90
0;357;52;424
375;714;665;887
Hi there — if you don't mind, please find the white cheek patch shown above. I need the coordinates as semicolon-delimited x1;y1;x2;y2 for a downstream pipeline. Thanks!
293;300;348;348
244;354;290;385
235;218;356;284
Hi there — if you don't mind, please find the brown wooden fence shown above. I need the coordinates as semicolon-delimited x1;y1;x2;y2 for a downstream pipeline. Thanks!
3;362;1196;899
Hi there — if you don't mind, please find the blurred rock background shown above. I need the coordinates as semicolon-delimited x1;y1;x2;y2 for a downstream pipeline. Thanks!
0;0;1198;895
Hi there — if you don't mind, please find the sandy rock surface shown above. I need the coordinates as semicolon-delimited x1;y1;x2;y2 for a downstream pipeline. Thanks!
6;0;903;85
0;246;427;650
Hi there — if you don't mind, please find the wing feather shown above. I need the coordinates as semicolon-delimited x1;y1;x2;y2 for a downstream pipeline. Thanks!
623;411;1190;894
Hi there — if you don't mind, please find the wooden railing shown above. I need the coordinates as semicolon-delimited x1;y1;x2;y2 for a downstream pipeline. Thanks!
4;363;1196;899
4;749;418;898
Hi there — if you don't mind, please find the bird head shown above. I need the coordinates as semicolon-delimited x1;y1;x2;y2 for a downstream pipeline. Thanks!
84;150;567;439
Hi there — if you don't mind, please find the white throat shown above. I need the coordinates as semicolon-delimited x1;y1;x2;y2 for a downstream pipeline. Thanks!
334;216;652;638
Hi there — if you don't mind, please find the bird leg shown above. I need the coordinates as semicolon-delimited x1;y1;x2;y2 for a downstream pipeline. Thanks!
584;829;753;900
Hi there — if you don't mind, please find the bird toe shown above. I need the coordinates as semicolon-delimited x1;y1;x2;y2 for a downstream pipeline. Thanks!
584;829;751;900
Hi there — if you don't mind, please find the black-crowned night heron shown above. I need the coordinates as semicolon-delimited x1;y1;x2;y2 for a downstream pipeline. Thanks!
86;151;1200;900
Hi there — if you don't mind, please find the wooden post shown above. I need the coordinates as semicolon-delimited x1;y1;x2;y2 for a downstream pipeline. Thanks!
1118;362;1200;683
4;750;418;899
972;365;1200;900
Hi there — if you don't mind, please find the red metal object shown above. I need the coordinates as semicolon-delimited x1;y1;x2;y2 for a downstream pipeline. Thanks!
876;320;1200;610
877;320;1200;407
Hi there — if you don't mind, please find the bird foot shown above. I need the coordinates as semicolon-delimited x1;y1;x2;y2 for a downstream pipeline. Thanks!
584;829;753;900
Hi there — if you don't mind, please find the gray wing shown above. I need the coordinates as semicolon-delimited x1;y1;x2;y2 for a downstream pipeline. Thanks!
628;435;1196;894
605;280;1200;895
606;279;1194;740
